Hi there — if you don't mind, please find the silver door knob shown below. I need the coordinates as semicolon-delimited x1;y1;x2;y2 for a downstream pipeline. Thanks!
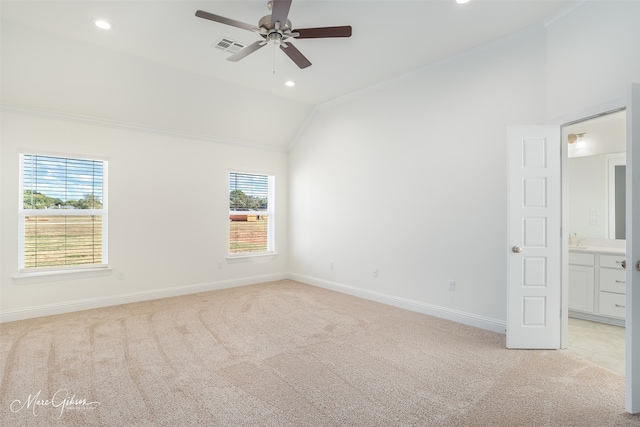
512;246;522;253
621;260;626;269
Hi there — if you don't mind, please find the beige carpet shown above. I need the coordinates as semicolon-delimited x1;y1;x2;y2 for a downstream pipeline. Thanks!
1;280;639;426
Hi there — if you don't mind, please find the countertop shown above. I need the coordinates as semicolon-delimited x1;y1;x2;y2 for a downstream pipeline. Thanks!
569;246;625;255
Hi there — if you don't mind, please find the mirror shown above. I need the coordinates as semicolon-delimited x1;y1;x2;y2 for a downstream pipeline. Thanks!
565;109;626;240
608;154;626;239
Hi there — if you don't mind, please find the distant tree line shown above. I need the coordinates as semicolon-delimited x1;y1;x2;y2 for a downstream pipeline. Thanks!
23;190;103;209
230;189;267;211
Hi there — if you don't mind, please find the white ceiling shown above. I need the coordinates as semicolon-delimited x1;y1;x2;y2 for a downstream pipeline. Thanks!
2;0;572;106
2;0;578;150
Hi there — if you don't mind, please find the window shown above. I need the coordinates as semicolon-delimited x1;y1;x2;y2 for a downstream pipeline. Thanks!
229;172;274;256
19;153;108;271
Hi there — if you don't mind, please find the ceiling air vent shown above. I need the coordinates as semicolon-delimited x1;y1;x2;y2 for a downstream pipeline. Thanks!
214;37;246;54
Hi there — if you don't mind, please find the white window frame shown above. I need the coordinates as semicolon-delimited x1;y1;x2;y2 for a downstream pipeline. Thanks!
228;171;275;261
16;152;109;281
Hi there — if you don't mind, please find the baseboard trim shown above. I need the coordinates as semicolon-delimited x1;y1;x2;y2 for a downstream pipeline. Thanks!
290;273;507;334
569;310;625;327
0;273;288;323
1;272;507;334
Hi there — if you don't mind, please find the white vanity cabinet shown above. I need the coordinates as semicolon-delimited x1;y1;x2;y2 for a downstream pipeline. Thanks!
568;249;626;325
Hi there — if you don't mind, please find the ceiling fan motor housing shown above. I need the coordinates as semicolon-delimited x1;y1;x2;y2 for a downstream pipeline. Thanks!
259;15;292;32
258;15;296;44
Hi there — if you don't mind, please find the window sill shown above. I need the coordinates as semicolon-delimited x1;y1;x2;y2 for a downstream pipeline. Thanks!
12;267;113;285
226;252;277;264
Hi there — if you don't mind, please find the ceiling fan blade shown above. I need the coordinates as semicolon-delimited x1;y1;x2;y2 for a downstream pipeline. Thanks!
294;26;352;39
227;40;266;62
195;10;257;32
279;43;311;69
270;0;292;27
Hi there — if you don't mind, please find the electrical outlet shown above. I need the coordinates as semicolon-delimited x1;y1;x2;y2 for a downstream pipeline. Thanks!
118;271;126;280
448;280;455;291
329;261;334;270
217;260;223;269
373;269;379;278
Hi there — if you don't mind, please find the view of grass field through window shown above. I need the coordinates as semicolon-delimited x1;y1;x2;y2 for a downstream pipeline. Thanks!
229;218;268;253
229;172;272;254
21;154;106;270
24;216;103;268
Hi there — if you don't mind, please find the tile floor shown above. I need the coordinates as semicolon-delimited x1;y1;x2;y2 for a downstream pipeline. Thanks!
567;317;625;376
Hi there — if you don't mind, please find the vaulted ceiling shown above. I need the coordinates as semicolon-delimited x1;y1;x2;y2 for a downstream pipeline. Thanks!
1;0;572;150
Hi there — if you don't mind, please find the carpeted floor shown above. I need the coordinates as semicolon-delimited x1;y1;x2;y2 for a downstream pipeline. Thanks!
1;280;639;426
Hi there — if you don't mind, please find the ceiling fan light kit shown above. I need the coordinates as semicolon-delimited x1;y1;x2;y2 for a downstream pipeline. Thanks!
196;0;352;69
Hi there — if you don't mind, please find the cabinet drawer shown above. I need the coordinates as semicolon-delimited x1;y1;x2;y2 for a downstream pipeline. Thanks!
599;292;626;319
600;268;626;294
600;254;626;269
569;252;594;266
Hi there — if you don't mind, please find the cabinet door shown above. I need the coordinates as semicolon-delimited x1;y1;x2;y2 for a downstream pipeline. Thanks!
569;265;595;313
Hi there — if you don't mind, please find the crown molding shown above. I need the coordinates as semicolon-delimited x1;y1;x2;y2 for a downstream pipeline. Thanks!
543;1;587;28
314;23;547;114
1;103;287;153
288;22;551;151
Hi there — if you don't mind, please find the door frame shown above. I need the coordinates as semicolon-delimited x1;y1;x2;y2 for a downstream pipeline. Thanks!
626;83;640;413
554;99;627;350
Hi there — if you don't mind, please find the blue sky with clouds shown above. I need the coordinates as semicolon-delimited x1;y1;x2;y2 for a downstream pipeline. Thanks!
23;154;104;204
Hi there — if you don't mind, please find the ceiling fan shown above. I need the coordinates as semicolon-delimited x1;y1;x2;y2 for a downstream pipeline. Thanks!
195;0;352;69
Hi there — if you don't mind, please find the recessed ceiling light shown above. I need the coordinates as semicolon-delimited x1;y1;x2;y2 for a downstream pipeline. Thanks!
456;0;471;4
93;19;112;30
285;80;296;87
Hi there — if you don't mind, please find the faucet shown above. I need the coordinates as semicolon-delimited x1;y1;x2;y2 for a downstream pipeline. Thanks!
569;233;580;247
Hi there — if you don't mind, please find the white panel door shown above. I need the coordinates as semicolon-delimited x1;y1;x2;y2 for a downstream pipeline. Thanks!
507;126;561;349
626;83;640;413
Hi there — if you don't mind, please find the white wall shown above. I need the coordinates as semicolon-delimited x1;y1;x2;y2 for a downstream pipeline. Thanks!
289;1;640;330
547;1;640;122
3;2;639;329
289;27;548;329
0;111;289;320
